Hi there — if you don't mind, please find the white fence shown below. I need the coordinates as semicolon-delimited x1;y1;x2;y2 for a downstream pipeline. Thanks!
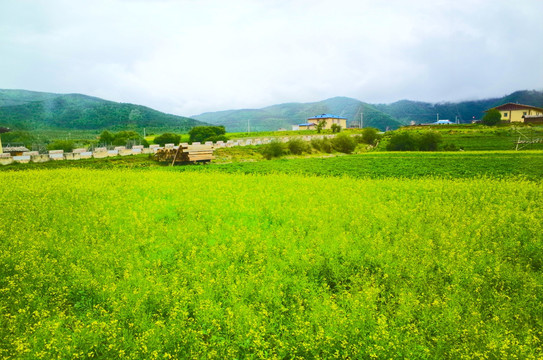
0;133;342;166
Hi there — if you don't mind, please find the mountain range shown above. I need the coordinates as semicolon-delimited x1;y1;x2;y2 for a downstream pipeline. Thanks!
193;90;543;132
1;89;542;133
0;89;207;132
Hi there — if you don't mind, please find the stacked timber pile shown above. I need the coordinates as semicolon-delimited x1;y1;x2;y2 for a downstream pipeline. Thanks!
154;144;215;164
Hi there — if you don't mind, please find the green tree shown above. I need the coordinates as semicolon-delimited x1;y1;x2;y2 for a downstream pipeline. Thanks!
47;140;75;152
99;130;114;145
482;109;502;126
0;130;39;148
331;124;341;133
153;133;181;146
112;131;142;146
189;126;226;143
316;120;326;134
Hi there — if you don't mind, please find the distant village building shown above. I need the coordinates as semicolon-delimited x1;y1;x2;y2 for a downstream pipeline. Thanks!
434;119;454;125
487;103;543;124
2;146;30;156
419;119;455;126
292;123;317;131
293;114;347;131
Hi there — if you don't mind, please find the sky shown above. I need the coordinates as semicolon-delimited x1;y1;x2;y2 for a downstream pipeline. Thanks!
1;0;542;116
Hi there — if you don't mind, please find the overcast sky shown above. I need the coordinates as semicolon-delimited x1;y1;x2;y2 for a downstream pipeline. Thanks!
1;0;542;116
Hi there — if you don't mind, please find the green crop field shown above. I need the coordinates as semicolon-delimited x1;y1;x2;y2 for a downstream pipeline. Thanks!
3;151;543;182
179;151;543;181
1;163;542;359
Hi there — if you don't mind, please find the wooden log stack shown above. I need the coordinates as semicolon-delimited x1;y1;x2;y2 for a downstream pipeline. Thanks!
154;144;215;164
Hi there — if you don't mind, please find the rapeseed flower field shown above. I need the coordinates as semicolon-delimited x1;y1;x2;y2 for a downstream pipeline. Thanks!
0;168;541;359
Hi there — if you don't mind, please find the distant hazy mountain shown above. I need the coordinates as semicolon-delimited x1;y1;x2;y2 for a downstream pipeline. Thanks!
3;89;541;134
0;89;207;131
374;90;543;124
193;97;403;132
193;90;543;131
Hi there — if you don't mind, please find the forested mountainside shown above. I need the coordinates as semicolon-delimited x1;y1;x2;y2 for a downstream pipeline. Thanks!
0;89;207;131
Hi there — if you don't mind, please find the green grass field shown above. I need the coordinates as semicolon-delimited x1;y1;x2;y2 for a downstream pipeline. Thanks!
1;152;542;359
180;151;543;181
404;125;543;151
3;151;542;182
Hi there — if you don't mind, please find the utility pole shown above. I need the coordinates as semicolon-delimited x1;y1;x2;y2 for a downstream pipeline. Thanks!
360;109;364;129
247;119;250;135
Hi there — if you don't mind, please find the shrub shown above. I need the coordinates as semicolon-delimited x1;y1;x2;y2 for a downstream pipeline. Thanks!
206;135;229;143
360;127;381;145
260;141;284;159
153;133;181;146
311;138;333;153
321;138;333;153
386;131;442;151
386;132;418;151
418;131;442;151
331;133;356;154
310;138;322;151
287;138;310;155
442;143;458;151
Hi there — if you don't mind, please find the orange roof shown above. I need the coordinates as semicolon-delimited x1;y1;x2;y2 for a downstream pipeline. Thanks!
488;103;543;112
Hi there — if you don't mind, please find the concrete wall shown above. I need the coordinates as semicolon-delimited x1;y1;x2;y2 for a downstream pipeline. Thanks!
31;154;50;163
49;153;65;161
93;151;109;159
0;157;14;165
13;155;31;164
1;134;344;166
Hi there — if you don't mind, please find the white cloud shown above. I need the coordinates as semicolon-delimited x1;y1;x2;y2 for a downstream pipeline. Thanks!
1;0;542;115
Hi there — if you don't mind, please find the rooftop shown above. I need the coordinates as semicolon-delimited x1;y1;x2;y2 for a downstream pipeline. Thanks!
307;114;347;120
489;103;543;112
3;146;30;152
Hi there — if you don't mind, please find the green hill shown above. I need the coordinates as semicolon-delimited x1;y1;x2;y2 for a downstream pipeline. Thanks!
0;89;207;132
193;97;402;132
374;90;543;124
4;89;541;134
193;90;543;131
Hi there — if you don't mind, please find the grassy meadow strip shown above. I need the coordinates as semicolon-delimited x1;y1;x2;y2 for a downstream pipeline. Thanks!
178;151;543;181
3;150;542;182
0;169;542;359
